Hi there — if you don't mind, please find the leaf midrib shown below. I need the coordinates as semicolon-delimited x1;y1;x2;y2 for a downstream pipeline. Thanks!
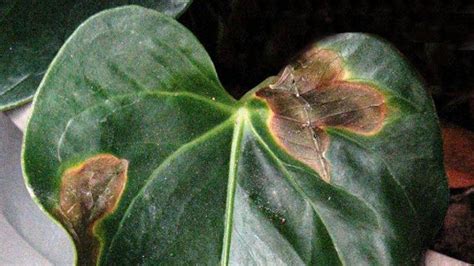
219;108;345;265
221;108;246;265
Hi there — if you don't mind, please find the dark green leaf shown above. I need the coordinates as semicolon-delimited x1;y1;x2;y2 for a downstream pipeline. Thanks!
0;0;192;111
23;6;448;265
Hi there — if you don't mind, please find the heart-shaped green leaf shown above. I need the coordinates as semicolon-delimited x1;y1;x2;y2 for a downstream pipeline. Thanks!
23;6;448;265
0;0;192;111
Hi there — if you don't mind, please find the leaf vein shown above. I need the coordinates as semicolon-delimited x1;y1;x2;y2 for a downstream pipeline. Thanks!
105;116;235;259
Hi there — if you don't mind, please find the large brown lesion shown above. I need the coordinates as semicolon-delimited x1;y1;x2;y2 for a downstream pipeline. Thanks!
256;48;386;182
55;154;128;265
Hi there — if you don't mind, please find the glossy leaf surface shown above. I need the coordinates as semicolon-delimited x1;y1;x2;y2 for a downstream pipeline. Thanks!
0;0;192;111
23;6;448;265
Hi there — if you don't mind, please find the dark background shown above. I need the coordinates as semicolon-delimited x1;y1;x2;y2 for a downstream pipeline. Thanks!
180;0;474;130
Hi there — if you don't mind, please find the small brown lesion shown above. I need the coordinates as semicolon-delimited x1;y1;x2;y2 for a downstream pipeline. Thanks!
256;48;386;182
56;154;128;265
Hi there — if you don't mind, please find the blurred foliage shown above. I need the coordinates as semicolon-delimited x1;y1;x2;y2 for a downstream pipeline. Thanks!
179;0;474;129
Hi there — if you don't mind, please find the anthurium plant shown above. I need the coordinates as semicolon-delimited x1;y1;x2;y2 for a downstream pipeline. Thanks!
22;5;448;265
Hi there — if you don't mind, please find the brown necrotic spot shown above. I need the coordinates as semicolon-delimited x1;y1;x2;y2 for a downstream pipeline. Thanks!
256;48;386;182
56;154;128;265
